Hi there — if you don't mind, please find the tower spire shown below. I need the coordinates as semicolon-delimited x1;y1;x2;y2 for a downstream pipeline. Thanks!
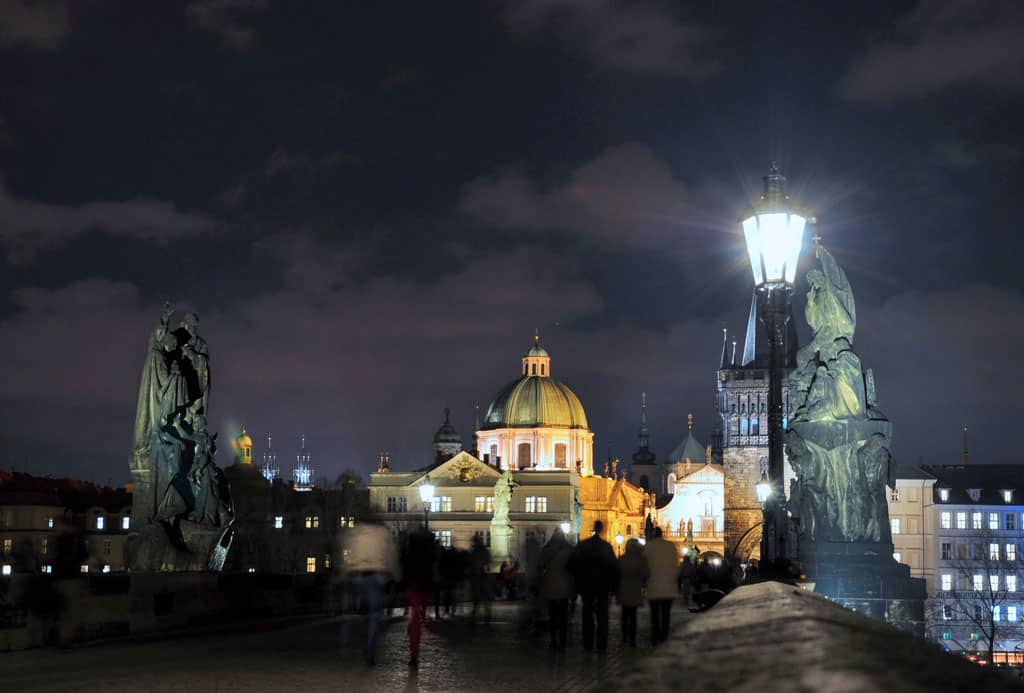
719;328;729;369
731;340;738;366
688;412;694;432
638;392;649;446
961;423;969;465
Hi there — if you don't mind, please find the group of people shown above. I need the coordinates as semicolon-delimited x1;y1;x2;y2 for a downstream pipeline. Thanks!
340;519;740;666
539;521;691;653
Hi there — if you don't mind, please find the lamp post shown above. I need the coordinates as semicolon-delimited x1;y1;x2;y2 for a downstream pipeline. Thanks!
615;533;624;556
419;475;435;532
741;164;807;569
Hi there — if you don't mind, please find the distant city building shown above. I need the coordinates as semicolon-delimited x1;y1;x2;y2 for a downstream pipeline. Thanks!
0;471;131;575
656;449;725;558
294;434;314;491
261;433;280;483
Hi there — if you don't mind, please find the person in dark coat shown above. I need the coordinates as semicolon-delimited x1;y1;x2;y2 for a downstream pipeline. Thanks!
617;538;649;647
401;529;436;667
567;520;619;654
539;528;574;651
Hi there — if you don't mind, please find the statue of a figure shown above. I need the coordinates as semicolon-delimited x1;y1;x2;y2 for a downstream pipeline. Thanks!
787;244;893;544
492;469;515;525
177;313;210;415
175;411;230;525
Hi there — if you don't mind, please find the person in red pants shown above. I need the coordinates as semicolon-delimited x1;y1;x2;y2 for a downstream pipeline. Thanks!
402;529;437;667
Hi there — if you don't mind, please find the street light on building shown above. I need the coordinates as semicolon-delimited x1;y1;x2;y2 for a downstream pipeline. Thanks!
419;475;435;531
741;164;807;568
560;521;571;536
615;532;624;555
756;471;772;505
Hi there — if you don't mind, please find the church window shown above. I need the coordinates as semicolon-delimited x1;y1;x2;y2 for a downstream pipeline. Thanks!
667;473;676;491
489;445;498;464
740;418;748;436
740;402;746;414
517;443;531;469
531;364;537;375
554;443;567;468
540;364;546;376
751;417;759;435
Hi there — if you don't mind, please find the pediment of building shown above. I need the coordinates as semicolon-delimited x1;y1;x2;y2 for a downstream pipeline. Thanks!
428;452;503;485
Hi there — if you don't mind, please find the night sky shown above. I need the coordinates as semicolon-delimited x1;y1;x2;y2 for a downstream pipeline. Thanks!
1;1;1022;486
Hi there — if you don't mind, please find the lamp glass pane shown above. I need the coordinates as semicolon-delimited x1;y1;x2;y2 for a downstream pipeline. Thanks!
758;212;789;283
742;216;764;285
783;214;806;283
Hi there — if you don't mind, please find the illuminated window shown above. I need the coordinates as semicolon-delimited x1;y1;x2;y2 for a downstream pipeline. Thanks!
41;565;51;574
991;575;1000;592
970;632;980;641
990;543;1001;560
890;518;900;535
740;418;748;436
1;564;10;576
80;565;89;574
430;496;452;512
324;555;331;569
941;574;952;591
941;632;952;640
274;516;283;529
474;496;494;513
942;604;952;620
525;496;547;513
994;605;1002;622
971;512;982;530
956;512;966;529
1009;576;1018;592
306;556;316;573
96;516;105;531
1008;514;1017;531
941;543;952;560
990;513;999;530
751;417;760;435
121;516;130;530
1008;544;1017;561
103;539;112;556
893;552;902;563
434;530;452;548
1011;606;1019;622
47;517;54;529
1005;490;1013;503
938;488;949;502
940;512;951;529
102;565;110;573
973;574;983;591
313;516;320;528
489;445;498;463
2;538;11;555
339;516;355;528
305;516;312;528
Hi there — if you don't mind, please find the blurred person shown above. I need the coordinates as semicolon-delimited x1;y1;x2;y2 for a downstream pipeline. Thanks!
539;528;574;651
645;527;679;645
402;528;436;667
678;553;695;606
617;538;649;648
468;535;492;624
343;521;398;666
567;520;618;654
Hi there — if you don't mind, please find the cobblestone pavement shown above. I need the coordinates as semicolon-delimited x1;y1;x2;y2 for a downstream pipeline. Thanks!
2;600;693;693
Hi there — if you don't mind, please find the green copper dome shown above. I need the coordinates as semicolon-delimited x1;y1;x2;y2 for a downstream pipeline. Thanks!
482;376;588;430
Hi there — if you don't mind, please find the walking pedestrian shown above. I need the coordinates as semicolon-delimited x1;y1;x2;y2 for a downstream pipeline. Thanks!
678;553;695;606
468;535;493;624
567;520;618;654
645;527;679;645
539;527;574;651
401;528;436;667
343;522;398;666
617;538;649;647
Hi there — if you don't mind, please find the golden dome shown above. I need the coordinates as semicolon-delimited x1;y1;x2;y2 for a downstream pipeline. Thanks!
482;376;588;429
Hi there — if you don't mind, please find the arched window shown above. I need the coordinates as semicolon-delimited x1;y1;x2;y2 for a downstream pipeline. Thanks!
667;473;677;492
517;442;531;469
540;363;545;376
554;443;567;468
626;524;633;535
751;417;759;435
740;418;749;435
531;363;537;375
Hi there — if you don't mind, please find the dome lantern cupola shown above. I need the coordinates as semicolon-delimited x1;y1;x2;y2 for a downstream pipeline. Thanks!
432;408;463;463
233;426;254;465
522;332;551;378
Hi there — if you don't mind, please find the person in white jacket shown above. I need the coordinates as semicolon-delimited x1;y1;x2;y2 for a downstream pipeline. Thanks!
343;522;399;665
644;527;680;645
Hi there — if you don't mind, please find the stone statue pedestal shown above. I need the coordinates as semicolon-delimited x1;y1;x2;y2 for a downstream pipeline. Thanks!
489;522;513;572
801;540;925;635
126;519;231;572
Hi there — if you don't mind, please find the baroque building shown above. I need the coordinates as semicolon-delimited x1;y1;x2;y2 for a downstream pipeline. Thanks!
714;299;798;560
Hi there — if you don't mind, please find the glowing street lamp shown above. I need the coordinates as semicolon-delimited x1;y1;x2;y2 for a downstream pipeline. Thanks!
419;475;435;531
742;164;808;568
560;521;571;536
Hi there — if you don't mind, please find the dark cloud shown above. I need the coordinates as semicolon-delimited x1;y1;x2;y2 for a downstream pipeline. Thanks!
185;0;270;51
460;142;716;248
0;0;71;50
840;1;1024;101
500;0;717;78
0;180;214;263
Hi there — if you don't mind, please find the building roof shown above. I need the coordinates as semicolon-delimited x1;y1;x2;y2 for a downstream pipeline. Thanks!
667;416;706;464
921;464;1024;505
0;472;130;513
893;465;936;481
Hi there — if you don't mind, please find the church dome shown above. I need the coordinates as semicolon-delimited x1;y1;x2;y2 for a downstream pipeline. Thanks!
432;408;462;445
483;376;588;430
